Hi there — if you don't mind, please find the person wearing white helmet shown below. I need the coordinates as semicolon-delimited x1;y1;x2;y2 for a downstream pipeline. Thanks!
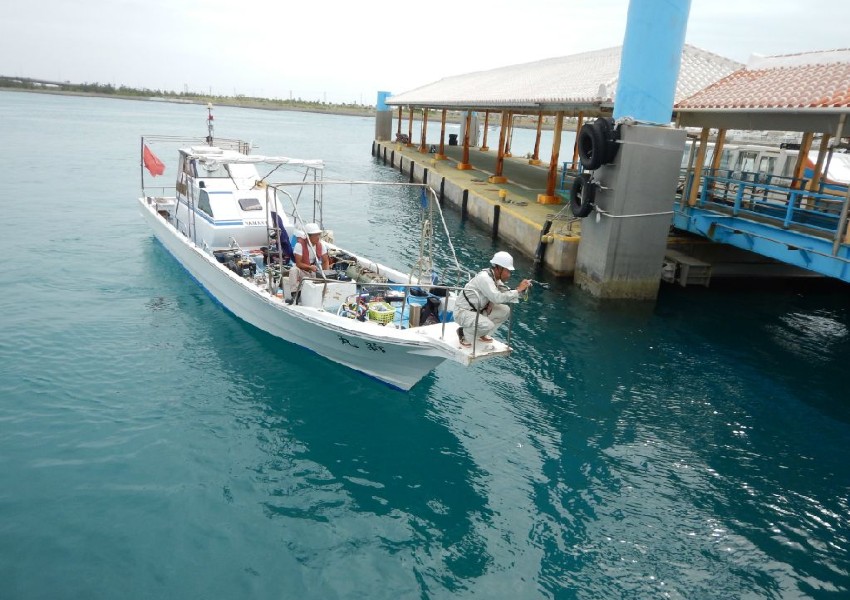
288;222;330;303
453;251;531;347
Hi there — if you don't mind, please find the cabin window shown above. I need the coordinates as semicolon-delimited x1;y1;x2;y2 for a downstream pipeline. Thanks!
736;151;758;173
225;163;261;180
182;158;197;177
238;197;262;211
758;156;776;175
781;158;796;179
719;150;733;170
197;189;214;217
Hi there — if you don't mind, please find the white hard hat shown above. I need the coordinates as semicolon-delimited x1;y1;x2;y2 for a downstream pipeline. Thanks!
304;222;321;235
491;251;515;271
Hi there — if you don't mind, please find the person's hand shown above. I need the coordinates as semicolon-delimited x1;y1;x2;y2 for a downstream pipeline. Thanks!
516;279;531;292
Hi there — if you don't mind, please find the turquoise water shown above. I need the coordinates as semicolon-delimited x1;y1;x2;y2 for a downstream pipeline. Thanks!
1;90;848;599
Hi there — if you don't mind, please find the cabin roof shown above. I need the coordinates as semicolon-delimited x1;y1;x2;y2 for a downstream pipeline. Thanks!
182;146;324;169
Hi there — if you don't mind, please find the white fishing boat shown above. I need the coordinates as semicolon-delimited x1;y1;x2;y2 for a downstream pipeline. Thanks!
137;108;511;390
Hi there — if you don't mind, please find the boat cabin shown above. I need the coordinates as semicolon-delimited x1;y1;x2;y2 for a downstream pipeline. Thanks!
173;146;303;250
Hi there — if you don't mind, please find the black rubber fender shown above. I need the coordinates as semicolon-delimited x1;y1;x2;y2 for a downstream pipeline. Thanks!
570;173;596;218
593;117;620;164
577;122;605;170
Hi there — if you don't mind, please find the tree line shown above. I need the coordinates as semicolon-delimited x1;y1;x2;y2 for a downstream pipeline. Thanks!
0;76;375;113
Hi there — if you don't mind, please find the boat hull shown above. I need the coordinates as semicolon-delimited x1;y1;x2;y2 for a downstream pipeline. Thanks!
139;197;455;390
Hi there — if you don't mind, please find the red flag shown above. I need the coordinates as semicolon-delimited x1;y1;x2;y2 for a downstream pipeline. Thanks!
143;144;165;177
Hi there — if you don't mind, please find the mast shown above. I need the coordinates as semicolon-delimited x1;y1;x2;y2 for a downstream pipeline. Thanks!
206;103;214;145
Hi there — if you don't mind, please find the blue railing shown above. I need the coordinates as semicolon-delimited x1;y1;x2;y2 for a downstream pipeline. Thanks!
680;168;849;236
557;161;584;200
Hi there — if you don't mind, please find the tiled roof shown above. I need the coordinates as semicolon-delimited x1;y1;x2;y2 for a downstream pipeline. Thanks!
388;44;742;111
676;49;850;110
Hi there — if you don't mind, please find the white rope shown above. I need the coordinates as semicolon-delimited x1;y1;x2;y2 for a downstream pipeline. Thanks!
594;206;673;219
426;187;472;282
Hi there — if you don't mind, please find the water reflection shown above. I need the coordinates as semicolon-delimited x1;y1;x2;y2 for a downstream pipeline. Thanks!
153;264;498;590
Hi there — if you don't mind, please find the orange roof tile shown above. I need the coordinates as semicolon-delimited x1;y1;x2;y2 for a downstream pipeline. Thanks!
676;49;850;110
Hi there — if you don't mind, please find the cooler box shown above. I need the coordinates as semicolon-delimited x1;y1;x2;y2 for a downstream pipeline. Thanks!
300;279;358;310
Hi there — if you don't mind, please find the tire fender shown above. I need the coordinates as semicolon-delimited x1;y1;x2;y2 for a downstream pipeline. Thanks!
578;122;605;170
570;173;596;218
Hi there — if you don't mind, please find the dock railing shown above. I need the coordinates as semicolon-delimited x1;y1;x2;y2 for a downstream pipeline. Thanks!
679;167;850;246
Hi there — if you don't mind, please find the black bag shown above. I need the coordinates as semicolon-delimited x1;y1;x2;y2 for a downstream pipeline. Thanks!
419;297;442;326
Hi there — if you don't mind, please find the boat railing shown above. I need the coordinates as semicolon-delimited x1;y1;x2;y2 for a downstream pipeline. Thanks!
300;278;512;355
142;187;176;203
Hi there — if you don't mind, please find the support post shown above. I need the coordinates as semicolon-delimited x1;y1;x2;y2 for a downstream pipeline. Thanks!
571;112;583;167
436;109;447;160
687;127;710;206
504;112;514;157
529;111;543;165
489;112;508;183
458;110;473;170
419;108;429;153
538;111;564;204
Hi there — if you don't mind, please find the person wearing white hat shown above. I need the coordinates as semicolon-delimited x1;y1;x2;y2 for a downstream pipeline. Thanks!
453;251;531;347
288;222;330;303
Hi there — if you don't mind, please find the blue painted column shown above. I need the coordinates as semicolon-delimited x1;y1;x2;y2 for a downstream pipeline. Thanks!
375;90;392;142
613;0;692;124
376;91;390;111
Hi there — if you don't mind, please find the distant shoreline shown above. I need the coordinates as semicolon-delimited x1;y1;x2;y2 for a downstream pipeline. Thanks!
0;87;377;118
1;87;576;131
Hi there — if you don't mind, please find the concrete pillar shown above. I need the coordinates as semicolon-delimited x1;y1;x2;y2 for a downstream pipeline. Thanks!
574;0;691;299
375;91;392;142
575;124;686;298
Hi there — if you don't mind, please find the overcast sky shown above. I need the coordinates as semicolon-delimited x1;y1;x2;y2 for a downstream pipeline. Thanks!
2;0;848;104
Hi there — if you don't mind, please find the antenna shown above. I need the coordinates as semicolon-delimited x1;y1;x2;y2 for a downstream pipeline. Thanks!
206;103;214;145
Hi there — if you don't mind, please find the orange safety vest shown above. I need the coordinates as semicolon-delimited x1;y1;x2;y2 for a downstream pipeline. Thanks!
297;238;324;268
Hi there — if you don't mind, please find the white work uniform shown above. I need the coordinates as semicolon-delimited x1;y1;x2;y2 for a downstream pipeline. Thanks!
454;268;519;340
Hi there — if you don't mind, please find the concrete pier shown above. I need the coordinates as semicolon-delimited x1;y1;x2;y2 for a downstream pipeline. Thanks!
372;141;580;276
371;137;817;285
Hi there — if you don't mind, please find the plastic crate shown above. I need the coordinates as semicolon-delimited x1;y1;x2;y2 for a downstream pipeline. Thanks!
367;302;395;325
